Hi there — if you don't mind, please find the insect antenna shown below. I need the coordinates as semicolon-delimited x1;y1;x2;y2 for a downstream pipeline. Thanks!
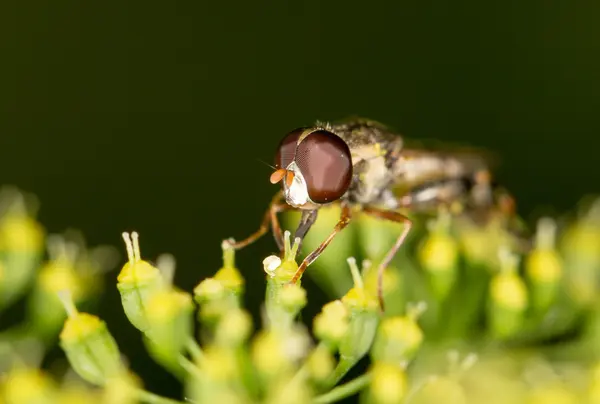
256;158;277;171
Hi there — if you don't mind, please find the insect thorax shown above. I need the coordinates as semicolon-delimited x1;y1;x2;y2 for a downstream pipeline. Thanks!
328;119;404;207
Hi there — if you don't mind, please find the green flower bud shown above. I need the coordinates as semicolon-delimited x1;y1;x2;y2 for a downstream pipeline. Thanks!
339;259;380;362
58;292;123;386
264;232;307;332
283;205;354;297
2;368;57;404
321;258;380;389
364;362;408;404
488;248;528;339
418;211;459;301
525;217;562;312
371;303;426;365
194;241;245;328
194;278;236;328
263;230;301;283
117;232;164;333
143;289;194;373
214;239;244;296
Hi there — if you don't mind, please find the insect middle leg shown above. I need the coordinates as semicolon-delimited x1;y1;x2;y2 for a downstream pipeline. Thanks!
361;206;413;312
228;191;292;252
289;203;352;284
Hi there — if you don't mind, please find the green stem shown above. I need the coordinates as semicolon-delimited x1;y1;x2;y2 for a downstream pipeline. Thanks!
179;356;203;379
134;388;184;404
313;373;372;404
186;337;204;363
324;357;356;390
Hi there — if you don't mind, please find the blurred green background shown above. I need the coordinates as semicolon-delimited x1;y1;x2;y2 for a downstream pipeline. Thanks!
1;0;599;398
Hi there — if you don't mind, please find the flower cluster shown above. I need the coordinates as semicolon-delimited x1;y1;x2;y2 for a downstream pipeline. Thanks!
2;186;600;403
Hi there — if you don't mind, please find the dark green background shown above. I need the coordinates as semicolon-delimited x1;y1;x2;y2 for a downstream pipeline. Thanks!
1;0;599;398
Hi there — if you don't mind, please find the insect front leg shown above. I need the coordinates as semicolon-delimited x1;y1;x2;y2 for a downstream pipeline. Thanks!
289;203;352;284
228;191;292;252
361;206;413;312
292;209;319;253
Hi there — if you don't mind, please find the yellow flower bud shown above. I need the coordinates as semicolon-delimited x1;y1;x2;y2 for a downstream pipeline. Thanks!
0;214;45;252
560;205;600;305
3;368;57;404
306;345;335;384
251;330;292;378
490;272;528;310
27;235;84;340
214;308;253;347
528;384;578;404
101;372;142;404
144;289;194;373
367;362;408;404
213;239;244;294
371;312;424;364
251;327;309;383
418;212;459;301
526;218;562;312
313;300;349;347
279;283;307;312
488;249;528;338
117;232;164;333
325;257;380;386
340;257;378;311
0;209;45;308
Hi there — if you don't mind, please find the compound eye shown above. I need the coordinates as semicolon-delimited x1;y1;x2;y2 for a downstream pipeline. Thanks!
274;127;306;169
295;130;353;204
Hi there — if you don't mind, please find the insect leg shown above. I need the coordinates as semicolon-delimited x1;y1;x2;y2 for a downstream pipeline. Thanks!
361;206;413;312
228;191;292;252
289;204;352;284
292;209;319;253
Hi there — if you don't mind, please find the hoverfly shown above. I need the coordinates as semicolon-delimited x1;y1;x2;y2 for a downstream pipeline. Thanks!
227;117;521;310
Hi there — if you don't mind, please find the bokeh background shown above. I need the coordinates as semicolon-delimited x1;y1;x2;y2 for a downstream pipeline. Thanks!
1;0;599;399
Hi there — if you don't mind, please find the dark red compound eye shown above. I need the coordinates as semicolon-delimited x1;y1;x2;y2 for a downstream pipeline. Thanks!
274;127;306;169
295;130;353;204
